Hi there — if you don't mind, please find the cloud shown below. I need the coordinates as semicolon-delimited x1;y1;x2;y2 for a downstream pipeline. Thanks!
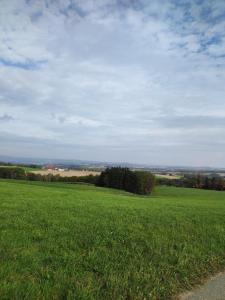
0;0;225;167
52;113;103;127
0;58;47;70
0;114;14;122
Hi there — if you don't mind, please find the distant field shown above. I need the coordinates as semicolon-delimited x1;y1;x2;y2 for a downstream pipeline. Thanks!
0;180;225;299
154;173;181;179
32;169;101;177
0;165;41;172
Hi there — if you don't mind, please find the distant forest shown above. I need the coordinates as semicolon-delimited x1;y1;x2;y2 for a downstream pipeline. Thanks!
157;174;225;191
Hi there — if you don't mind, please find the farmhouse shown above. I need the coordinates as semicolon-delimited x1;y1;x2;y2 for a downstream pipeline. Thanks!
43;164;57;171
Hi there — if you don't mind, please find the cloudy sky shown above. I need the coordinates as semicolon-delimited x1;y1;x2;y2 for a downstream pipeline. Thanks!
0;0;225;167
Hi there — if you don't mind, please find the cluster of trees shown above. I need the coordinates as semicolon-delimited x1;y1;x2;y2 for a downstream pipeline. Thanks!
0;167;26;179
0;167;99;185
157;174;225;191
96;167;155;195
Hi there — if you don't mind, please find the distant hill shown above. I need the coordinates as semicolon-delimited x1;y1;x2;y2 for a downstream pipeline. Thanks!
0;154;224;172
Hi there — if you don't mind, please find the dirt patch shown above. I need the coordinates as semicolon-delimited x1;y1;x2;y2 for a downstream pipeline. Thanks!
32;170;101;177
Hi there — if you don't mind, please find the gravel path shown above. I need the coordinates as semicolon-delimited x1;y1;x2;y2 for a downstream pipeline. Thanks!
180;272;225;300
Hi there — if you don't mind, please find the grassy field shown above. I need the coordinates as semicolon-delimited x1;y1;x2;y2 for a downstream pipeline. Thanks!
0;180;225;299
0;165;41;172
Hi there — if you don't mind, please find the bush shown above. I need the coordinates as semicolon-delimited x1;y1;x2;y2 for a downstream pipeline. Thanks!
96;167;155;195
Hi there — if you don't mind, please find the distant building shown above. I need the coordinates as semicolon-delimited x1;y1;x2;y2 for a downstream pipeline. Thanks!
43;164;57;171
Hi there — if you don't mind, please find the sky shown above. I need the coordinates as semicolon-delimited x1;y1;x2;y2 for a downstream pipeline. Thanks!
0;0;225;167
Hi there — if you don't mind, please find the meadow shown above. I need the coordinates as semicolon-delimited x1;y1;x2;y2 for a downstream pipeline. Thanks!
0;180;225;299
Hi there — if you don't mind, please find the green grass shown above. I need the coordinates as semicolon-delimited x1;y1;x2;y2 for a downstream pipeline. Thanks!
0;180;225;299
0;165;41;172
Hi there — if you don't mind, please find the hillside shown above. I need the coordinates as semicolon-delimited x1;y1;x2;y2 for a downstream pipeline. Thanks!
0;180;225;299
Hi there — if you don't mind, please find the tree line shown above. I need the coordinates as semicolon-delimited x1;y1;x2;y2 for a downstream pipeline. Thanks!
0;167;99;185
157;174;225;191
0;162;40;168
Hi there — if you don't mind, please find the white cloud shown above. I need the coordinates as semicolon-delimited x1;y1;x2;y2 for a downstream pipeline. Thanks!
0;0;225;167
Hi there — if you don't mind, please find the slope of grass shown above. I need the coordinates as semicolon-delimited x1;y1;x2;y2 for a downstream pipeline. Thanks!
0;179;225;299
